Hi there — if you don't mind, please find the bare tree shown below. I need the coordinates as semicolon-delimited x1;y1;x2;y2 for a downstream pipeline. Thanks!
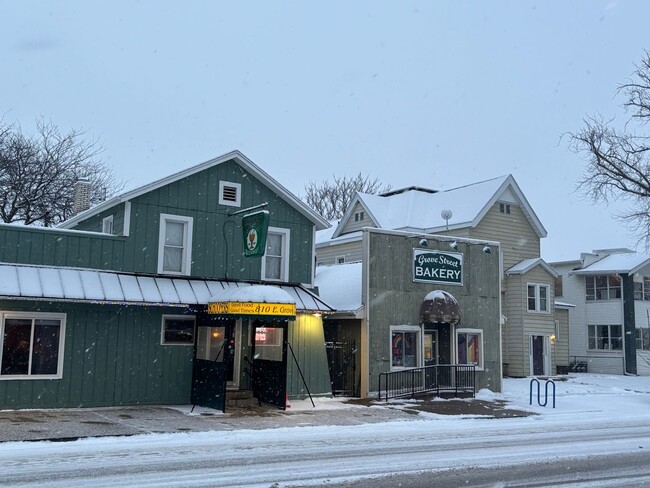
570;51;650;248
303;173;391;220
0;119;122;226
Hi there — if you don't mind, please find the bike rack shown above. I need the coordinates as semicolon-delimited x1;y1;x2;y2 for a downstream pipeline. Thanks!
529;378;556;408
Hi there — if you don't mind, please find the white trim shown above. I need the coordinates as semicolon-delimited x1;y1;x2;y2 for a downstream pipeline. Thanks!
456;327;484;371
160;314;196;345
157;214;194;276
123;201;131;237
0;311;66;380
58;150;330;231
526;282;551;313
336;255;346;264
219;181;241;207
261;227;290;282
389;324;422;370
102;215;114;234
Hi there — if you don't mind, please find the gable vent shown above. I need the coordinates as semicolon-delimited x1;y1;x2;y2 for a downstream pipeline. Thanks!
219;181;241;207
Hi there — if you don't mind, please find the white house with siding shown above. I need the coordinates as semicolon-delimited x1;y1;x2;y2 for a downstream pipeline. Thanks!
550;249;650;376
316;175;567;379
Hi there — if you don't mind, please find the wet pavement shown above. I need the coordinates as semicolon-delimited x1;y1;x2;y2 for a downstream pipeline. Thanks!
0;397;533;443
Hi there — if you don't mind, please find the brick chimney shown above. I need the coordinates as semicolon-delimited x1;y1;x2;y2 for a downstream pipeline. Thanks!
72;178;92;215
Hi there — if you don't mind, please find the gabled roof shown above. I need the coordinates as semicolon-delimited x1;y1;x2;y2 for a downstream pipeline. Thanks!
59;150;330;231
330;175;546;240
506;258;559;278
570;252;650;276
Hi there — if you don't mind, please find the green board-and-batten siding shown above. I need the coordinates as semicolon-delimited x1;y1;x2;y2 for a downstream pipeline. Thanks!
66;158;316;283
0;301;194;409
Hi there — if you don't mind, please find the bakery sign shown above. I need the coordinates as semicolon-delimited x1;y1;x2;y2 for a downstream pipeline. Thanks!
413;249;463;285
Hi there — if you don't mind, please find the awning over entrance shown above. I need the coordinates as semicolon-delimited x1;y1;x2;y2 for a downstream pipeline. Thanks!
420;290;461;325
207;285;297;320
0;262;334;313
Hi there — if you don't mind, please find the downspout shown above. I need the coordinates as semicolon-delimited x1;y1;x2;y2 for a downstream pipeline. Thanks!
622;273;637;375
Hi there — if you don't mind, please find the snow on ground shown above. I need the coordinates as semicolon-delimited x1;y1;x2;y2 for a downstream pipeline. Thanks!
2;374;650;487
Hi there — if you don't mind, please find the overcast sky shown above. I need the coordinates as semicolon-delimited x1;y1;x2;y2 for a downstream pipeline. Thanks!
2;1;649;262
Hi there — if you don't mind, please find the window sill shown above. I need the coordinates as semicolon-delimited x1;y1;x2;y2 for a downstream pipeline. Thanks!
0;374;62;381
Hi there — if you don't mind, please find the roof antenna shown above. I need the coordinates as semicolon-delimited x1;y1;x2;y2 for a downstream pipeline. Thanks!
441;209;453;234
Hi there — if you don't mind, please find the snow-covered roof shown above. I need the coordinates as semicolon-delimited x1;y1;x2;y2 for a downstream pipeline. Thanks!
554;300;575;308
0;262;333;312
571;252;650;276
59;150;330;231
330;174;546;240
314;262;363;316
209;285;295;304
506;258;559;278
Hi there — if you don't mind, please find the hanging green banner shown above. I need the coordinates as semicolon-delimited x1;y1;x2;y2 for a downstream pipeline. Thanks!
242;210;270;257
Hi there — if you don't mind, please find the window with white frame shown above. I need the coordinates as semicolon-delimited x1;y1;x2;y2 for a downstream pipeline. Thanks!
456;328;483;369
634;277;650;301
527;283;550;312
586;275;621;301
336;256;345;264
161;315;195;345
157;214;193;275
0;312;66;379
262;227;290;281
636;328;650;350
102;215;114;234
588;324;622;350
219;181;241;207
390;326;420;369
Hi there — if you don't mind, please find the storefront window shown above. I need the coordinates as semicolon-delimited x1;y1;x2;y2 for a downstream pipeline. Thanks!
161;315;195;345
1;313;65;378
457;329;483;369
391;329;418;368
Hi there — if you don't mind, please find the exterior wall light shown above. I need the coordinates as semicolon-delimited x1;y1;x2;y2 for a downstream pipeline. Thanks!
483;246;492;254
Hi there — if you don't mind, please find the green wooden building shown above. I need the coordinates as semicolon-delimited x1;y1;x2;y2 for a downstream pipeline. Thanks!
0;151;333;411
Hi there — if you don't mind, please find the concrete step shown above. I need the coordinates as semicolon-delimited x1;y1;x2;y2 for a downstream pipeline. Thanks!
226;389;259;407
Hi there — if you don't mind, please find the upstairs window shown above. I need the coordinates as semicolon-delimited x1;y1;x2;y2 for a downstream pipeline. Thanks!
527;283;550;313
499;203;511;214
554;275;563;297
102;215;114;234
586;275;621;301
354;211;365;222
262;227;290;281
157;214;193;275
1;312;66;379
219;181;241;207
634;277;650;301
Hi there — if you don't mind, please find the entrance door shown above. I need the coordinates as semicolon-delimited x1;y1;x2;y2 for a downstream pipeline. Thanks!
424;331;439;367
530;335;549;376
191;320;235;412
251;320;288;409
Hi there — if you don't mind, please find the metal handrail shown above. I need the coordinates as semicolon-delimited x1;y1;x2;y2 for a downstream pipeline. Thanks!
378;364;476;401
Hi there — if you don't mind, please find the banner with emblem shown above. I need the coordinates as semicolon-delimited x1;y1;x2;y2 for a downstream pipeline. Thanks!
242;210;270;258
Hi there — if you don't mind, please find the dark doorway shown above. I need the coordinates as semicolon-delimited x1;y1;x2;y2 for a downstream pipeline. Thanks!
325;339;357;396
191;318;235;411
531;335;545;376
251;320;288;409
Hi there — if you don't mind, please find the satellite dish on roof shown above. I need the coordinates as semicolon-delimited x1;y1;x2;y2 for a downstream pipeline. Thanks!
441;209;453;233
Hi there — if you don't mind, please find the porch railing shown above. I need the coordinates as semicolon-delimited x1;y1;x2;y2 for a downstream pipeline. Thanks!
378;364;476;401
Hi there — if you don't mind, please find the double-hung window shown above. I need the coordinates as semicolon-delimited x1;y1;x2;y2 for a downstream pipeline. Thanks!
262;227;290;281
586;275;621;301
527;283;550;313
157;214;193;275
456;328;483;369
0;312;66;379
588;324;622;350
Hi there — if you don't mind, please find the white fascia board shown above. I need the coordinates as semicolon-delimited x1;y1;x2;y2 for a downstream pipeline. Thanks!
506;258;559;278
59;150;331;231
472;175;548;238
331;194;379;239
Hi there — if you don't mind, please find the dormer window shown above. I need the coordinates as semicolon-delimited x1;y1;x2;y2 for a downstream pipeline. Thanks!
219;181;241;207
499;203;511;214
354;211;365;222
